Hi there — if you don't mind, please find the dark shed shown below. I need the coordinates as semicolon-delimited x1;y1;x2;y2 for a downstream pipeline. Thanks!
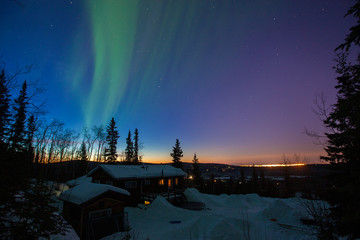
59;182;130;240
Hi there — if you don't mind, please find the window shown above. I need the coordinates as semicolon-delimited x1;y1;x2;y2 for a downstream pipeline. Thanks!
175;178;179;185
105;180;113;186
89;208;112;220
145;179;151;185
168;179;173;189
159;179;164;185
125;181;137;188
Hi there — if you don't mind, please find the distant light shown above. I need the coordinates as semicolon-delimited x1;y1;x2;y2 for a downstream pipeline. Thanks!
144;201;150;206
189;176;193;179
239;163;306;168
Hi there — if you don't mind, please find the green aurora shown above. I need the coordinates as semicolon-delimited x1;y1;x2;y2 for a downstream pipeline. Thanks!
69;0;229;126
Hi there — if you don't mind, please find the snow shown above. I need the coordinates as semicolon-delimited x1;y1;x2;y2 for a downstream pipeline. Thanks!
66;175;92;187
88;164;186;179
102;188;318;240
49;224;79;240
58;182;130;205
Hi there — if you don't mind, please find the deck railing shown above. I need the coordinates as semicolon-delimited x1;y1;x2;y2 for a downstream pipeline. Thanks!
142;189;185;202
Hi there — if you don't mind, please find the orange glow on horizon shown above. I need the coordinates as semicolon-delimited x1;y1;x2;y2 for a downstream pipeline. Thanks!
239;163;306;167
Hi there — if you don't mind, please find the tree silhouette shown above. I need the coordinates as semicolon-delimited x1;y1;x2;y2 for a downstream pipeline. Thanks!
321;1;360;237
133;128;140;164
0;69;11;150
125;130;134;164
192;153;202;186
9;81;28;153
170;138;183;169
105;117;119;163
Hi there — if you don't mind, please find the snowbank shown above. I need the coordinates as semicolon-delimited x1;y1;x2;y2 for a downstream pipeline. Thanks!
102;188;317;240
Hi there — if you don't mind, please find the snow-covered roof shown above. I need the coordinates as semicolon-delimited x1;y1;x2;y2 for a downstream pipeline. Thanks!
59;182;130;205
66;175;92;187
88;164;186;179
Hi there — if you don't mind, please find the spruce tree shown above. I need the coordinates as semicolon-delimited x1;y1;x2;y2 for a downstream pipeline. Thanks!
79;141;88;161
9;81;28;153
170;138;183;169
320;1;360;237
105;117;119;163
125;130;134;164
133;128;140;164
0;69;11;150
192;153;202;186
25;115;36;162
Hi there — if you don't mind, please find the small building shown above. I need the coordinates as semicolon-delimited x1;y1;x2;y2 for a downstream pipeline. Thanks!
87;164;186;204
59;182;130;240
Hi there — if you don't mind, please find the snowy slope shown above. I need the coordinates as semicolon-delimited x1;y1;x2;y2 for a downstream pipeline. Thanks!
103;188;317;240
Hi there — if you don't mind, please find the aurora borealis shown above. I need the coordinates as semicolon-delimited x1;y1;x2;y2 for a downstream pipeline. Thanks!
0;0;356;164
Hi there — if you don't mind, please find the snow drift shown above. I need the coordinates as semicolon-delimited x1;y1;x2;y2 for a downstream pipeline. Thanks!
102;188;317;240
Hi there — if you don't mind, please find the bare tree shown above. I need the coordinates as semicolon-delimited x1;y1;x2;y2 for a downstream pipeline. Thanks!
92;124;106;162
304;92;336;146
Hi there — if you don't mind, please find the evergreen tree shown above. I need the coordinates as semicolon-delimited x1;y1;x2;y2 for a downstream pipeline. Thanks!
0;69;11;150
9;180;68;239
9;81;28;153
192;153;202;186
170;138;183;169
105;117;119;163
133;128;140;164
25;115;36;161
79;140;88;161
125;130;134;164
0;70;67;239
320;1;360;237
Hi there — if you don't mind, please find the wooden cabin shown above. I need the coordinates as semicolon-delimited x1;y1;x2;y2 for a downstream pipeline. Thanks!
87;164;186;205
59;182;130;240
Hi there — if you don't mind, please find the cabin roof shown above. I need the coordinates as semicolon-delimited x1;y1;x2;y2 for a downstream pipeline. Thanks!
59;182;130;205
88;164;186;179
66;175;92;187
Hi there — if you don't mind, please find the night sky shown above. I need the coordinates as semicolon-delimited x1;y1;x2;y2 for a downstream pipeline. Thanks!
0;0;356;164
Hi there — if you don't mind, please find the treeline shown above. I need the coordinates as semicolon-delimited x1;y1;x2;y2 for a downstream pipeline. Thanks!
22;117;142;166
0;68;68;238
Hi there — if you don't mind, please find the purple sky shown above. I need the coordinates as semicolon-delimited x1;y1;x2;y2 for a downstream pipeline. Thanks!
0;0;356;164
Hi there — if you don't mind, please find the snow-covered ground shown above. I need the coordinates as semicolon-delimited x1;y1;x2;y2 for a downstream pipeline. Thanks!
103;188;318;240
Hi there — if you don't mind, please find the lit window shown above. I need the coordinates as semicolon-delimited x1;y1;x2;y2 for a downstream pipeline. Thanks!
125;181;137;188
175;178;178;185
168;179;172;187
159;179;164;185
144;201;150;206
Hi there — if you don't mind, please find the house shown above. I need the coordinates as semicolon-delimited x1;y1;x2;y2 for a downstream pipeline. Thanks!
87;164;186;205
59;182;130;240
